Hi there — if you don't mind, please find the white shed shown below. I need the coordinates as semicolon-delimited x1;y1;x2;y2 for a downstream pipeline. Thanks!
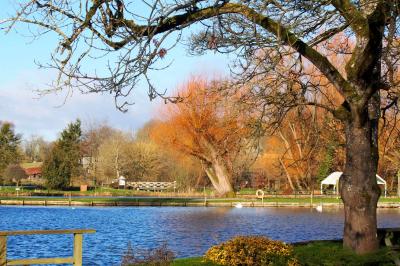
321;171;387;197
118;176;126;187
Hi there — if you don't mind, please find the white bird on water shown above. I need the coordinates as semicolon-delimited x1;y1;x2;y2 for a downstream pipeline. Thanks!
315;205;323;212
234;203;243;208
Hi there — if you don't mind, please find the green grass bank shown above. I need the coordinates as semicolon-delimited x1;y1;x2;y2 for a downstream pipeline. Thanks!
0;195;400;208
171;241;396;265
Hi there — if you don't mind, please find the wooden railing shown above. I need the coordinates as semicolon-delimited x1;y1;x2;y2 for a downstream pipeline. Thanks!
126;181;177;191
0;229;95;266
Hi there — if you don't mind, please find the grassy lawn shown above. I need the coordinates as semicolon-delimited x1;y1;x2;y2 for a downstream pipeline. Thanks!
0;195;339;203
1;184;398;202
1;185;400;205
172;257;218;266
0;186;208;197
380;197;400;203
1;195;400;205
293;241;395;266
20;162;43;168
0;196;193;203
171;242;397;265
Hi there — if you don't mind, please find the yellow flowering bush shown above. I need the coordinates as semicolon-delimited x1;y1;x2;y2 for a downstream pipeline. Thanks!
204;236;298;266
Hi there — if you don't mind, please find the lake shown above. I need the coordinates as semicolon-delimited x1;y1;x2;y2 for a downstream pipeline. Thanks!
1;206;400;265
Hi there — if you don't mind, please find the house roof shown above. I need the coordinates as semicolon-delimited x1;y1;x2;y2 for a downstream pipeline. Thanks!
24;167;42;175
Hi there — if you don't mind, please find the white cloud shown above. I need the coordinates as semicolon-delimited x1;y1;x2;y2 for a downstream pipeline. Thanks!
0;70;157;141
0;48;230;141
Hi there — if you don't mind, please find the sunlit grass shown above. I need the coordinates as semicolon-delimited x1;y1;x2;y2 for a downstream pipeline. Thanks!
173;241;396;266
0;195;398;206
172;257;218;266
1;186;399;205
293;241;395;265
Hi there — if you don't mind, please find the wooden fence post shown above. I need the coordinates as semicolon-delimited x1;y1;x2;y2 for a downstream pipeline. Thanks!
0;236;6;266
73;233;83;266
0;229;94;266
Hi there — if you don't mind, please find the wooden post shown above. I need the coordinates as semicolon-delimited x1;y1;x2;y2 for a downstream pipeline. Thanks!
310;184;314;207
73;234;83;266
0;229;94;266
0;236;6;266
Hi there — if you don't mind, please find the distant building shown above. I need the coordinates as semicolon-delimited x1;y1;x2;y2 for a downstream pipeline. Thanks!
24;167;42;180
19;162;44;185
82;156;92;170
248;169;286;191
118;176;126;187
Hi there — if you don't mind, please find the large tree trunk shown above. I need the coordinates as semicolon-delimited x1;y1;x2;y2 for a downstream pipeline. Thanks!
340;113;381;254
398;170;400;198
279;158;295;191
200;137;234;196
204;158;234;196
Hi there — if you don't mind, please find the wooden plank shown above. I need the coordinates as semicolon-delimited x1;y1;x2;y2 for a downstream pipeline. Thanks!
0;229;95;236
70;201;91;206
22;200;46;206
73;234;83;266
7;257;74;265
116;201;138;206
92;202;115;206
0;236;6;266
46;200;70;206
0;200;23;205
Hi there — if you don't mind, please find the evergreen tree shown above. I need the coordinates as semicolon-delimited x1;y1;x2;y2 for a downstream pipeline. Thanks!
42;120;82;189
0;122;22;180
317;145;335;184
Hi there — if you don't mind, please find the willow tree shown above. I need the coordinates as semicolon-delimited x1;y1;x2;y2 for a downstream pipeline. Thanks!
2;0;400;253
151;78;253;196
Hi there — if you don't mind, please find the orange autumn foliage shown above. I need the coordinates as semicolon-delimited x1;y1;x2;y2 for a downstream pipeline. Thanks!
151;77;252;195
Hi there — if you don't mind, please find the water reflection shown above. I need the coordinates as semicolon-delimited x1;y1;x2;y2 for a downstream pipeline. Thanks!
0;206;399;265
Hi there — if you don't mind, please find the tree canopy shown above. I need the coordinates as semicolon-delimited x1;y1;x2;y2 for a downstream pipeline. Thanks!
3;0;400;254
42;119;82;189
0;121;22;179
4;164;27;186
151;77;255;195
2;1;399;110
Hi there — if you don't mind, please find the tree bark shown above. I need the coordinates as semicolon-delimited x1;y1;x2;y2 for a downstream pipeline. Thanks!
199;137;235;196
397;170;400;198
279;158;295;191
204;158;234;196
340;113;381;254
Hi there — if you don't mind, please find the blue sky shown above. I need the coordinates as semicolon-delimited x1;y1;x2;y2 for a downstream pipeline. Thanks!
0;1;230;141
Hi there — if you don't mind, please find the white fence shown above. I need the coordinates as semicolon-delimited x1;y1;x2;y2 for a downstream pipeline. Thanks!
124;181;177;191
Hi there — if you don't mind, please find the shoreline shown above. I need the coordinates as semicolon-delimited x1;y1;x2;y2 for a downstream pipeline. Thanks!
0;198;399;208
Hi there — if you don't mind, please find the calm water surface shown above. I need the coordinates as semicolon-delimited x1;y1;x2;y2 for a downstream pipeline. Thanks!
1;206;400;265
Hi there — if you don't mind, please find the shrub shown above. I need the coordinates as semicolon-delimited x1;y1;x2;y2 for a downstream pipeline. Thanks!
121;242;175;266
204;236;298;266
3;164;27;186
